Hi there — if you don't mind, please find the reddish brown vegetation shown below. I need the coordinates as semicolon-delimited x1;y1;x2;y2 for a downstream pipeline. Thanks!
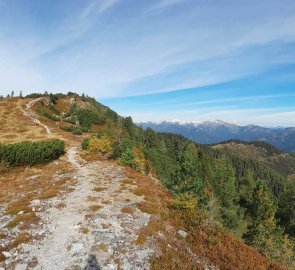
125;167;287;270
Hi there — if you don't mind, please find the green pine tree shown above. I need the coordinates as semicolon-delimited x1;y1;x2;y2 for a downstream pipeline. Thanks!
178;143;204;196
244;184;294;265
239;169;256;208
278;184;295;237
211;157;242;229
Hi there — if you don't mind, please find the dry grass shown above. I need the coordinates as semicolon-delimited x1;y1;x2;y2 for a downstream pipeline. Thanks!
134;218;163;246
84;213;92;220
0;98;55;144
132;187;146;197
98;243;108;252
39;188;59;200
9;232;32;249
93;187;106;192
0;231;32;261
101;199;111;205
89;204;103;212
0;252;5;262
87;196;99;202
5;198;32;216
80;227;89;234
137;201;160;215
122;178;137;186
121;206;134;214
1;160;74;213
6;212;39;229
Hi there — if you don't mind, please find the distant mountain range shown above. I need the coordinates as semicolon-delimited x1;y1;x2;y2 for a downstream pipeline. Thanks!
139;120;295;152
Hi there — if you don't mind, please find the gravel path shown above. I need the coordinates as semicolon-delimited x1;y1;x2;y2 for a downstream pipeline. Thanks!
21;98;52;135
16;147;154;270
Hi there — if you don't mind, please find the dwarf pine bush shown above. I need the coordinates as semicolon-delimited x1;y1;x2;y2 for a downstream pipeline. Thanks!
0;139;65;166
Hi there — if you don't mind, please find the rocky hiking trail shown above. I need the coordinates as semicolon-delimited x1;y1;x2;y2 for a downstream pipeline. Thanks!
21;98;52;135
3;146;154;270
1;99;154;269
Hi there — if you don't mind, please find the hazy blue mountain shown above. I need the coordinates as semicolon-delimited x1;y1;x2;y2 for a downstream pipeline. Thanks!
139;120;295;152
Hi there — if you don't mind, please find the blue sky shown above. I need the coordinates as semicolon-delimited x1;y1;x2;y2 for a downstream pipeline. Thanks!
0;0;295;126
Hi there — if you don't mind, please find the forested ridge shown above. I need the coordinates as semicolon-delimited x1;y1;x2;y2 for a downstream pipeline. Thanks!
17;92;295;268
211;139;295;178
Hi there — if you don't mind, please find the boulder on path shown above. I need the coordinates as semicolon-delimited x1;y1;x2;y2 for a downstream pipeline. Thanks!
178;230;188;238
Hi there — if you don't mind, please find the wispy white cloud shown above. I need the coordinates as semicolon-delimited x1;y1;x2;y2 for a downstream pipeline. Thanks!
81;0;120;18
161;93;295;107
99;0;120;13
151;0;186;10
0;0;295;127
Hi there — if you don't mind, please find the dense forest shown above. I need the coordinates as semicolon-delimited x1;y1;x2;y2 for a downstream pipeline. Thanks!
82;122;295;266
24;92;295;267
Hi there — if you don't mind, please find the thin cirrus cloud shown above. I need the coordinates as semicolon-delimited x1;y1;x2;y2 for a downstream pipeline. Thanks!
81;0;120;18
0;0;294;126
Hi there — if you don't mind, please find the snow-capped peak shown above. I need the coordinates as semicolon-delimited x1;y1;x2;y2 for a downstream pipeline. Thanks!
138;119;242;128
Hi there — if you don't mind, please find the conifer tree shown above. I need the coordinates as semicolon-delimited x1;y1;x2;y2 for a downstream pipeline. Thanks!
278;185;295;237
178;143;204;196
239;169;256;208
244;184;294;264
122;116;134;136
212;157;242;229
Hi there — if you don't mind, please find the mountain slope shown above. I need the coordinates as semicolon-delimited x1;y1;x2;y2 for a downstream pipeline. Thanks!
0;93;292;270
211;140;295;179
139;120;295;152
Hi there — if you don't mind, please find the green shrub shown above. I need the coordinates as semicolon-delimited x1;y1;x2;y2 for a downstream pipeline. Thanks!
25;93;44;98
72;127;83;135
37;109;60;121
76;109;105;129
119;147;135;167
60;126;74;132
49;93;58;104
63;117;76;125
64;104;77;118
81;138;90;150
0;139;65;166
